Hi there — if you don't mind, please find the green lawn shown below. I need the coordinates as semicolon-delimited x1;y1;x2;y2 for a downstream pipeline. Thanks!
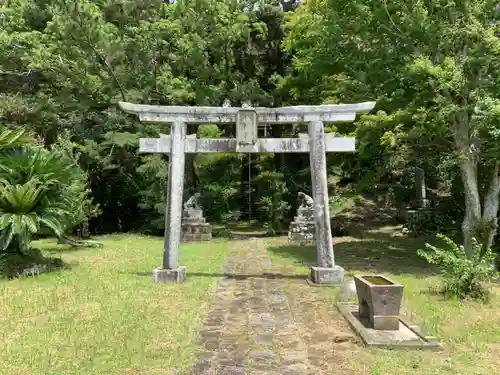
0;235;230;375
2;229;499;375
266;226;500;375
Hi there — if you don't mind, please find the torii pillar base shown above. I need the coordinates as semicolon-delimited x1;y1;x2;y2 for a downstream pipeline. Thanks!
152;266;187;284
310;265;345;285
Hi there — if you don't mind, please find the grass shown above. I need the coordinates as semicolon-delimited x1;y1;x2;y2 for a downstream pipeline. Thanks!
266;226;500;375
212;220;267;236
0;235;230;375
2;227;499;375
329;192;365;215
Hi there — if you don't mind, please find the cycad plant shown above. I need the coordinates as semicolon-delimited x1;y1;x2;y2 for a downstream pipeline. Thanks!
0;128;36;151
0;126;95;264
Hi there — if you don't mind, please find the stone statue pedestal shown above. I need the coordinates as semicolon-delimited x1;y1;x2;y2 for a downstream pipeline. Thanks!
288;207;316;242
181;208;212;242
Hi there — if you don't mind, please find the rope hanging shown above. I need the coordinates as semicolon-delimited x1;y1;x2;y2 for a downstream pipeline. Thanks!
248;152;252;218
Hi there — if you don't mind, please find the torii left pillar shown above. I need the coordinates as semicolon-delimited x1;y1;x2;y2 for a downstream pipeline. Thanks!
158;120;187;282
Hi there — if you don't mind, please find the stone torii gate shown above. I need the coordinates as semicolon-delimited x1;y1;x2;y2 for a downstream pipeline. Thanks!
118;101;375;284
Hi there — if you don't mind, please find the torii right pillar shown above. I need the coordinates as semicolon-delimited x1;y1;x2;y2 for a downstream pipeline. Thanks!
308;119;344;284
307;106;377;284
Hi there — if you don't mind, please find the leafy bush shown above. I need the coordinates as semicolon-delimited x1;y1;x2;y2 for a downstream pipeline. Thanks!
0;126;98;275
50;134;102;236
329;194;362;216
212;227;232;238
417;234;495;300
0;147;94;249
136;154;168;233
196;154;243;223
254;171;291;230
405;209;457;236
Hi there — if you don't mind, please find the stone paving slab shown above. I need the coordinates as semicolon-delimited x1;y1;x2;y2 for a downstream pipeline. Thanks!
191;238;363;375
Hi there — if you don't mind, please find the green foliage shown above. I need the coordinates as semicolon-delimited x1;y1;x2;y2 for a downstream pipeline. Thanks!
329;194;360;215
405;209;457;237
418;234;495;300
212;227;233;238
0;0;499;262
0;0;297;232
284;0;500;257
196;154;243;223
254;170;291;230
0;128;37;151
49;133;102;234
136;154;168;233
0;178;65;252
0;125;99;268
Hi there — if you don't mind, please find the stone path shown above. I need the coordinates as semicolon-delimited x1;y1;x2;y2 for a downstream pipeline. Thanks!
191;238;363;375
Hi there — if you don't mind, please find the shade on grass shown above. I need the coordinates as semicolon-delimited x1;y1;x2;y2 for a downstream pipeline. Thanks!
266;229;500;375
0;235;230;375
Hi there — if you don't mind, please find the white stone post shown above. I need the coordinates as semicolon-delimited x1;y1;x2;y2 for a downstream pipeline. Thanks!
153;120;188;283
308;121;344;284
415;167;429;209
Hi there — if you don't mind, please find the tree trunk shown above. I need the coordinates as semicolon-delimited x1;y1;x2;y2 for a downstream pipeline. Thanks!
458;148;500;267
455;112;481;258
482;162;500;271
459;156;481;258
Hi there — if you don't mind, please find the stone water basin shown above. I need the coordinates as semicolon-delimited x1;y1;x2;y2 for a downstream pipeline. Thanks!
354;275;404;331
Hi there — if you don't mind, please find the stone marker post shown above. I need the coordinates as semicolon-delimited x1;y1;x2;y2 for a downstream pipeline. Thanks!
415;167;429;209
118;100;376;284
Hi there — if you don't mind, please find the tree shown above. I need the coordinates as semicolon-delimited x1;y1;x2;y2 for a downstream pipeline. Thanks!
284;0;500;259
0;0;298;233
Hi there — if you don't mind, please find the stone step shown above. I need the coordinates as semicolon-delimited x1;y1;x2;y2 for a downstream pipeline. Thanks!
288;232;315;241
293;217;315;223
288;221;315;241
182;233;212;242
182;217;207;224
182;223;212;234
289;222;315;230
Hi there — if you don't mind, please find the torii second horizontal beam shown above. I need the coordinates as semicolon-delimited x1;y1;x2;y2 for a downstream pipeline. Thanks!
139;136;356;154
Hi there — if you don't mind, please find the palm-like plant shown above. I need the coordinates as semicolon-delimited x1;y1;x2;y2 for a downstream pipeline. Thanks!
0;126;88;255
0;128;35;150
0;179;67;253
0;127;36;173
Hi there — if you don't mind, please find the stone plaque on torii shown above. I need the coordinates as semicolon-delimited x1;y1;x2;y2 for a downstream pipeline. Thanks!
118;100;376;285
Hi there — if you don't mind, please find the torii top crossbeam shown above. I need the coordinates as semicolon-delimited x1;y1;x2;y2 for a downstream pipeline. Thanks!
118;101;376;124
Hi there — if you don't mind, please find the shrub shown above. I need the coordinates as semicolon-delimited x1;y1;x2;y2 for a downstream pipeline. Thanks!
405;209;456;236
212;227;232;238
417;234;495;300
0;126;97;276
196;154;243;223
0;148;90;250
255;171;291;231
